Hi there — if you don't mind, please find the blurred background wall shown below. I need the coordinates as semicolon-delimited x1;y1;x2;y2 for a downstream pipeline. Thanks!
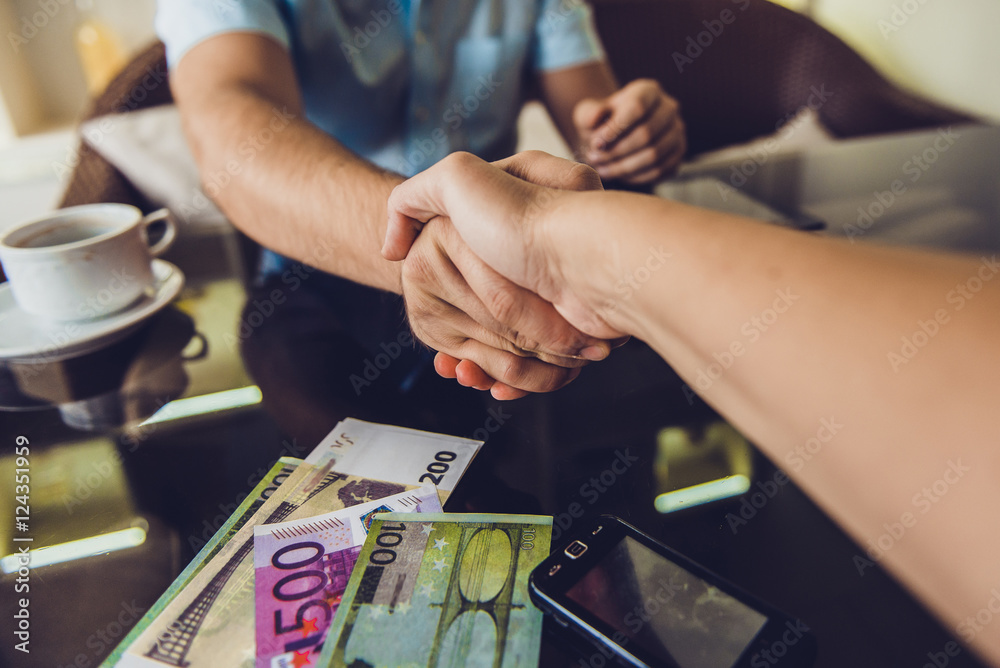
774;0;1000;123
0;0;996;145
0;0;157;139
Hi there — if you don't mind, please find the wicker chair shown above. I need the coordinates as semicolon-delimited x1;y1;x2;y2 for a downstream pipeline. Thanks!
59;41;172;210
590;0;977;156
58;1;978;211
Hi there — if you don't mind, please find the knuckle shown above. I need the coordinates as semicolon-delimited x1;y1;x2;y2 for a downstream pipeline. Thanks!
443;150;477;170
566;162;602;191
623;99;645;121
403;294;452;347
634;125;652;146
496;356;565;393
400;247;437;287
497;355;531;388
518;149;549;162
404;316;433;348
486;287;523;329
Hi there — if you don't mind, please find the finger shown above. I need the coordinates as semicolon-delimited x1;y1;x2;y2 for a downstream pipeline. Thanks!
435;355;531;399
594;124;686;183
383;209;427;261
454;359;497;391
618;135;688;184
611;335;632;349
587;106;679;166
572;97;613;133
434;352;460;379
621;144;683;185
449;337;584;394
490;382;532;401
384;152;491;260
403;218;620;360
490;365;581;400
447;235;611;362
406;260;593;370
492;151;603;192
588;81;663;152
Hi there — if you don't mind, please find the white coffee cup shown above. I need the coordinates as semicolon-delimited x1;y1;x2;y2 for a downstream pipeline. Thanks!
0;204;177;321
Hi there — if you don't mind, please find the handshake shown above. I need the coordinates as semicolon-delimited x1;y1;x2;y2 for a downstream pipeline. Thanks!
381;151;634;401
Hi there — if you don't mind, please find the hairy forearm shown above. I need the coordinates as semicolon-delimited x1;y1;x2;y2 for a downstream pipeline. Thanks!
548;191;1000;659
176;71;403;293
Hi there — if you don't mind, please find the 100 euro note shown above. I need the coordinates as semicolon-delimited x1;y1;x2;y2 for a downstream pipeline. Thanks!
101;457;303;668
114;422;484;668
319;513;552;668
253;485;442;668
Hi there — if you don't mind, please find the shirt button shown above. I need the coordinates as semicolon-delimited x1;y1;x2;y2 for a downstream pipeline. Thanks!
415;31;427;45
414;106;430;121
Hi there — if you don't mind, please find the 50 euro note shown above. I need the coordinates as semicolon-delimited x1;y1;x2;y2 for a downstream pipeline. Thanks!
253;485;442;668
113;422;483;668
319;513;552;668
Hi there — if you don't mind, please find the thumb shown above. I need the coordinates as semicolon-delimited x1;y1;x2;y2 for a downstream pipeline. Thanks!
386;153;538;287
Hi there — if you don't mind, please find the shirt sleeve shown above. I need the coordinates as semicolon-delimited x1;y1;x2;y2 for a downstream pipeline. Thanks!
155;0;291;67
532;0;607;72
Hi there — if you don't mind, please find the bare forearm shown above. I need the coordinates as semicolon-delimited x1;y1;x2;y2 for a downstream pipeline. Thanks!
173;35;403;293
180;88;402;292
548;191;1000;658
538;60;618;153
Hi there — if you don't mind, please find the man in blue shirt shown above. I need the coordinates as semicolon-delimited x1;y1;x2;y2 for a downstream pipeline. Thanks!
158;0;686;407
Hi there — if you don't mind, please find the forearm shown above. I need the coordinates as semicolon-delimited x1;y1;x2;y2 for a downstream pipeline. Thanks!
173;36;403;293
537;60;618;153
548;191;1000;657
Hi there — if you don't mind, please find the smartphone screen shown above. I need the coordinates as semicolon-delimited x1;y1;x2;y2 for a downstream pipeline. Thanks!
563;535;768;668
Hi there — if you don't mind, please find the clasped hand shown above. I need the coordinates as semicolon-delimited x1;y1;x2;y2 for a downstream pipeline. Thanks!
386;152;627;399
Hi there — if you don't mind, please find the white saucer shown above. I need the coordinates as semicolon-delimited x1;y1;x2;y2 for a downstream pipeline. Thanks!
0;259;185;363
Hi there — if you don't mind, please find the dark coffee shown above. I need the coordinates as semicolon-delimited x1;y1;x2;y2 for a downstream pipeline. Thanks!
13;220;119;248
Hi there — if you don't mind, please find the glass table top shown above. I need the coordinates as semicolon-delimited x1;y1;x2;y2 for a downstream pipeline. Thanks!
1;123;996;668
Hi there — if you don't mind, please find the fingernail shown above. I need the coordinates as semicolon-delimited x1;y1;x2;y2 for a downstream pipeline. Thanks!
580;345;608;361
610;336;631;349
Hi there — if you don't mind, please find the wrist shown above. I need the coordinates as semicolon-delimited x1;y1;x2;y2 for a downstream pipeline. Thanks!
379;170;408;294
539;191;635;337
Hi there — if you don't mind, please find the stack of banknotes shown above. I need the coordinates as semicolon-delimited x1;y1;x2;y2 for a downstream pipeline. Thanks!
103;418;553;668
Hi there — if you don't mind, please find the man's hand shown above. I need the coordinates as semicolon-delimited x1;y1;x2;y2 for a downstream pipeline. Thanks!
387;151;622;399
401;216;606;400
573;79;686;184
387;151;630;398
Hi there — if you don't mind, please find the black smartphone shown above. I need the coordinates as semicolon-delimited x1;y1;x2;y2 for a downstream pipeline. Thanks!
529;515;816;668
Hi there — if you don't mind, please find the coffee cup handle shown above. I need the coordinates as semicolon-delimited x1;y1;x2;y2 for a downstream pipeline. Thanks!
142;209;178;257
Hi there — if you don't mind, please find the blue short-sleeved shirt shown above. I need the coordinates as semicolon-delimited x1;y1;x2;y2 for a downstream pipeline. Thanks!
156;0;606;175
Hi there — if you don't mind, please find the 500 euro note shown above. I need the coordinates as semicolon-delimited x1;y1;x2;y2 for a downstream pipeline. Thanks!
112;421;482;668
253;485;442;668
